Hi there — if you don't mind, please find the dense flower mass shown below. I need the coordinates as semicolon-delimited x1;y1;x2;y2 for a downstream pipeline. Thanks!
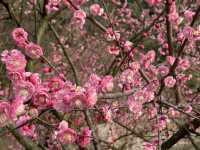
0;0;200;150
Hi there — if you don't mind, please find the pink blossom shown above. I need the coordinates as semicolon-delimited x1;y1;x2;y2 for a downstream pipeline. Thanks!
7;72;24;82
100;105;112;122
84;74;101;90
29;73;41;85
129;61;140;73
168;108;180;117
52;84;77;112
72;10;87;29
157;65;169;77
107;45;120;55
1;49;27;72
177;58;190;71
168;12;179;23
78;127;91;147
146;107;157;119
143;141;157;150
25;42;43;59
56;120;77;144
82;87;97;107
10;97;25;118
166;56;175;65
46;0;61;12
0;101;11;127
164;76;176;88
32;87;51;108
141;50;156;68
47;77;65;92
168;2;179;24
90;4;104;16
13;80;35;102
123;41;133;52
157;115;169;129
176;73;192;85
100;75;114;92
184;105;192;113
12;28;28;43
184;10;195;21
163;43;169;49
182;26;194;41
16;115;36;137
119;69;141;86
128;96;143;119
105;27;121;41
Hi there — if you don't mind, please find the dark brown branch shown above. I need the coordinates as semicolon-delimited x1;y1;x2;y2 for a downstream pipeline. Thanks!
161;119;200;150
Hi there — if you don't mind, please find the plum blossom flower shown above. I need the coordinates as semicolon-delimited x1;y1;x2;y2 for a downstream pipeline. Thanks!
184;10;195;21
25;42;43;59
123;41;133;52
105;27;121;41
0;101;11;127
143;140;157;150
129;61;140;73
127;96;143;119
119;69;141;87
176;73;192;85
13;80;35;102
166;56;175;65
84;74;101;90
157;115;169;130
52;88;74;112
46;0;61;12
72;10;87;29
100;75;114;92
157;65;169;77
16;115;36;137
82;87;97;107
47;77;65;92
7;72;24;82
140;50;156;69
146;107;157;119
12;28;28;44
1;49;27;72
77;127;91;147
168;108;180;117
10;97;25;118
168;2;179;24
182;26;194;41
184;105;192;113
100;105;112;122
90;4;104;16
29;73;41;86
32;86;51;108
56;120;77;144
164;76;176;88
177;58;190;71
107;45;120;55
